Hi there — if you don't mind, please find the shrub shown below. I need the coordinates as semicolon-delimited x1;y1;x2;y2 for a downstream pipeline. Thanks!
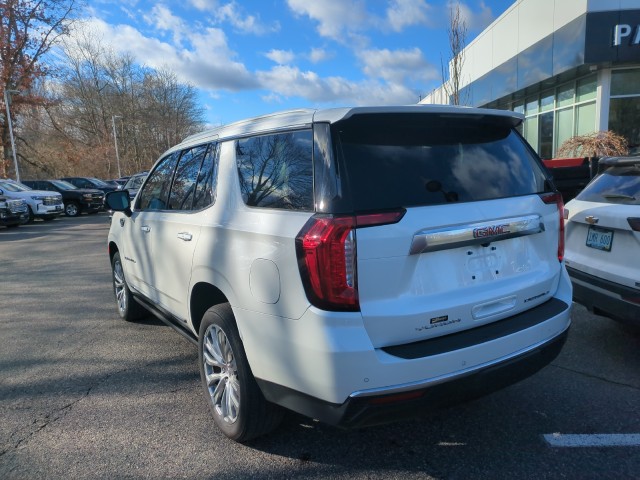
557;130;629;158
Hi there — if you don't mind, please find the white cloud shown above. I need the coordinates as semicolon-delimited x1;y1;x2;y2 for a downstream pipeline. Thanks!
72;18;257;91
359;48;438;84
265;49;295;65
308;48;331;64
386;0;434;32
143;5;187;45
261;92;284;104
214;2;279;35
188;0;218;12
256;65;419;106
286;0;369;40
68;7;432;113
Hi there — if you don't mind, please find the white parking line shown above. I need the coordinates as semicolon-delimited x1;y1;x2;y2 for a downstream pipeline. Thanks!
544;433;640;447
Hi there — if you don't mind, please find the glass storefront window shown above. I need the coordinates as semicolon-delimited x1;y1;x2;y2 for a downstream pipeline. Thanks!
508;74;599;158
577;74;597;102
555;107;574;153
539;112;554;159
576;102;596;136
611;69;640;96
513;102;524;115
540;91;554;112
557;83;574;108
609;97;640;146
524;116;539;152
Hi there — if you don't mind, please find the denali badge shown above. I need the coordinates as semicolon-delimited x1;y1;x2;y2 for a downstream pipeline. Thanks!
415;316;461;332
430;315;448;325
473;224;510;238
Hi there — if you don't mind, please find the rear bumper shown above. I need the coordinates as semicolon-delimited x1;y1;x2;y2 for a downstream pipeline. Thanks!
567;266;640;326
258;325;569;428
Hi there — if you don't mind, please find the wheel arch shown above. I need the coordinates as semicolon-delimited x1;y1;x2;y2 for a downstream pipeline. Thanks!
108;241;119;264
190;282;230;336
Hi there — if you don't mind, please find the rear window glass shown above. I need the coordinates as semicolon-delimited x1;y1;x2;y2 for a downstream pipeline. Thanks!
333;114;547;211
576;166;640;205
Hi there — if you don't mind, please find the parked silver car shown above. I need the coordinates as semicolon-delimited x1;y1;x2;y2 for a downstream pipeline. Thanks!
564;156;640;327
0;179;64;222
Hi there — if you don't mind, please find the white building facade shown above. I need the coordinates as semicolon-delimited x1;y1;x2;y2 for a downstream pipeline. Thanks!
421;0;640;159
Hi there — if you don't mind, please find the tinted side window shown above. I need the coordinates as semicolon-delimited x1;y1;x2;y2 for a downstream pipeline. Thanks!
236;130;313;210
168;145;209;210
193;143;219;210
137;152;180;210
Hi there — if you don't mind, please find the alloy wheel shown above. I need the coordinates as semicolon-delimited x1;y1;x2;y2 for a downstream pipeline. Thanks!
113;258;127;314
202;324;240;424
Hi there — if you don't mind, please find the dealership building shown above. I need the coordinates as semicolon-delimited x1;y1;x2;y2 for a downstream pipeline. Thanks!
421;0;640;159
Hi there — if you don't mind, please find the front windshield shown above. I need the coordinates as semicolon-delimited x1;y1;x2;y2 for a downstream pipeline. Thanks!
125;175;146;189
89;177;109;187
576;166;640;205
51;180;78;190
0;181;29;192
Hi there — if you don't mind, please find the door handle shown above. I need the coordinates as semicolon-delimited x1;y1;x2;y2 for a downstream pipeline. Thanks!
177;232;193;241
141;225;151;233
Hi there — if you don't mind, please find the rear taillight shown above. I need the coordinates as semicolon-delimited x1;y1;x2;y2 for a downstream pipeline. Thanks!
628;218;640;232
296;210;405;311
540;192;565;262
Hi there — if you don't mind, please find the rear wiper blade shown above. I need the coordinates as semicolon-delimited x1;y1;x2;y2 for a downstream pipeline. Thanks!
602;194;637;200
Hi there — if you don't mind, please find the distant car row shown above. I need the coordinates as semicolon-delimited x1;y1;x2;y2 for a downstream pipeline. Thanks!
23;179;105;217
0;174;149;228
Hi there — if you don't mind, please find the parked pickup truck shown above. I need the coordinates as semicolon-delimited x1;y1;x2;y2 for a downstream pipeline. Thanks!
543;157;598;202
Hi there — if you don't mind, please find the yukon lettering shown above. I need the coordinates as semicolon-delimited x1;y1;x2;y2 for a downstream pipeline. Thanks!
415;318;461;332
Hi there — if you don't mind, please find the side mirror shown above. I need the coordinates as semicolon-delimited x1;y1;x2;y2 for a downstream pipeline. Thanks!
105;190;132;217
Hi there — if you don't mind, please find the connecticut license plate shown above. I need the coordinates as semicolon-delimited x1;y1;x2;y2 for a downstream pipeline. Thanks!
586;226;613;252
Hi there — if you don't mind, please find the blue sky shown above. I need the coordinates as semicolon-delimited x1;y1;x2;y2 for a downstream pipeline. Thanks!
77;0;515;125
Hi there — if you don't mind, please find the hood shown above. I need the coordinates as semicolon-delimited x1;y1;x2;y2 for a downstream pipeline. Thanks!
1;189;62;199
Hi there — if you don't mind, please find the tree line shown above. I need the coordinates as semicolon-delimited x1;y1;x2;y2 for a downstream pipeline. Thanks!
1;0;205;181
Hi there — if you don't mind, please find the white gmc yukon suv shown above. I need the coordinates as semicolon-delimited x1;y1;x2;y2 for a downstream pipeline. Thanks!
105;105;572;442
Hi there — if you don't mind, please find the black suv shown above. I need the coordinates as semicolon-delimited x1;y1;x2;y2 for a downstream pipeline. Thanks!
61;177;119;195
22;180;104;217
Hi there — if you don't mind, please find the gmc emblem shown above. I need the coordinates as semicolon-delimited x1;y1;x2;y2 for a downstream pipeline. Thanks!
473;224;510;238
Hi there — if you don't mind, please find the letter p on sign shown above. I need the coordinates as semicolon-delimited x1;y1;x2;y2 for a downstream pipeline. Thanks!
614;24;631;46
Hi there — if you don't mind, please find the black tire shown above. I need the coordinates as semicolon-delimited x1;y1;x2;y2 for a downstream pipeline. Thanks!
111;251;146;321
27;207;35;223
5;223;20;228
198;303;284;442
65;201;80;217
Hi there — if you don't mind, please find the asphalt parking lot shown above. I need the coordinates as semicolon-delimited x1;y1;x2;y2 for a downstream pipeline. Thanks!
0;214;639;479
